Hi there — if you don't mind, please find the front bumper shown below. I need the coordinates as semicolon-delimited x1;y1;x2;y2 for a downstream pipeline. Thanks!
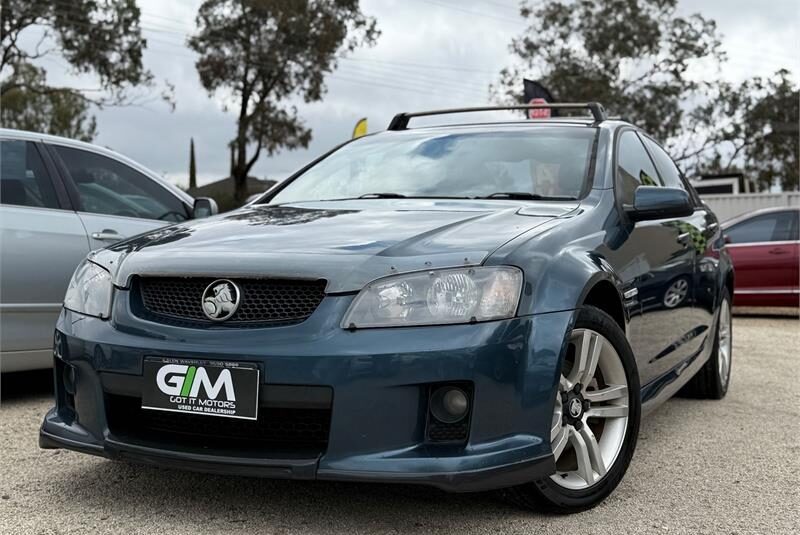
41;296;573;492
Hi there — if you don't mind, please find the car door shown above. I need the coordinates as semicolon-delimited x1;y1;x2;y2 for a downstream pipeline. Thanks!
725;210;800;307
0;138;90;371
47;144;191;249
640;136;718;335
605;130;697;387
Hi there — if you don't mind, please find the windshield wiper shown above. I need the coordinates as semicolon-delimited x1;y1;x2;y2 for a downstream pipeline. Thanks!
481;192;578;201
358;192;407;199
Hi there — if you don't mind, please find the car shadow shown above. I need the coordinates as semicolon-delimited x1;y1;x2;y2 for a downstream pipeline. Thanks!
65;459;522;528
0;368;53;402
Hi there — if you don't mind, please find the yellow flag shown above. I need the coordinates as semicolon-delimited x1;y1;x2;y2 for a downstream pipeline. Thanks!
352;117;367;139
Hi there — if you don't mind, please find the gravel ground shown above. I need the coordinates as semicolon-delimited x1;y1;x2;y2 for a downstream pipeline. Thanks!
1;317;797;535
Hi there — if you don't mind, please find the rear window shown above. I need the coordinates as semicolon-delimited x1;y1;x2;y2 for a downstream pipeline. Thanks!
0;140;59;209
269;127;596;204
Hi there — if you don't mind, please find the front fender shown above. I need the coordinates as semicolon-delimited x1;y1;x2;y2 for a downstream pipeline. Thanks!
489;235;626;319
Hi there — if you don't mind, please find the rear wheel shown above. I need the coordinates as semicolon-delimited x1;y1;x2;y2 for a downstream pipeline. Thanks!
680;289;732;399
504;306;641;514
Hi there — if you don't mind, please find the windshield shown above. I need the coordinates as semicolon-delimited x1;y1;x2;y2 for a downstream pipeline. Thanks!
268;127;596;204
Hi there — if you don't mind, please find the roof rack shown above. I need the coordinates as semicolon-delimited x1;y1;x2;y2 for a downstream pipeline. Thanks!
387;102;607;130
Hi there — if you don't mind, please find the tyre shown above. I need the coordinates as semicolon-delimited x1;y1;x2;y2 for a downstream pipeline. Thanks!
679;289;732;400
504;306;641;514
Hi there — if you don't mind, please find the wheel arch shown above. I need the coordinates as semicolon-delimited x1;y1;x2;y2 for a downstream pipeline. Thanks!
579;278;627;336
724;268;735;301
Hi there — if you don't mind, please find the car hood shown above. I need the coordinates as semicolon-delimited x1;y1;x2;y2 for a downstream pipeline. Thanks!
97;199;578;293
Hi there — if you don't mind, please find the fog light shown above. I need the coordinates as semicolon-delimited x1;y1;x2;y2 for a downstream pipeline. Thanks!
430;386;469;423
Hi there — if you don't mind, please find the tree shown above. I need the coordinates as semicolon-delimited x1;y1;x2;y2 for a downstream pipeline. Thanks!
189;137;198;189
188;0;379;202
494;0;725;144
0;63;96;140
493;0;798;190
1;0;162;139
695;70;798;191
492;0;725;161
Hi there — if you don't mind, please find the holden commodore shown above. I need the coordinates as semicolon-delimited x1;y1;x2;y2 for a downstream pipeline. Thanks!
40;103;734;513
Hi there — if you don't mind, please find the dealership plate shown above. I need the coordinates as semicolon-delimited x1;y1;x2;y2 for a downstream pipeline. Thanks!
141;357;259;420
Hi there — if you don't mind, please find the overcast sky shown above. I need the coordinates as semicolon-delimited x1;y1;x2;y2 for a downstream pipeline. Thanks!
41;0;800;187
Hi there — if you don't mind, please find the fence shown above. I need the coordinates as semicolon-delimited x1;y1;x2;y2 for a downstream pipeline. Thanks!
699;192;800;222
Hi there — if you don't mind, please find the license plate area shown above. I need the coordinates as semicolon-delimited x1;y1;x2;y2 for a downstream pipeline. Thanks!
141;357;259;420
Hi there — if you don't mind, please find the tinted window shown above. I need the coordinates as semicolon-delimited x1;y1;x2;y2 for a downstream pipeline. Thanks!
642;137;686;190
0;140;59;209
55;146;188;221
616;131;661;205
772;211;799;241
269;127;596;204
725;212;798;243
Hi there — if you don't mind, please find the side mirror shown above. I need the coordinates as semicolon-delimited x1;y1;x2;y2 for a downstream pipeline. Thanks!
624;186;693;222
192;197;218;219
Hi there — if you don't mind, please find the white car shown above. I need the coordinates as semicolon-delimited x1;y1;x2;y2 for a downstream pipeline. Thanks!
0;128;217;372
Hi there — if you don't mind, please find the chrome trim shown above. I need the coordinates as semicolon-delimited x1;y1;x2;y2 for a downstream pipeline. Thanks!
734;289;800;295
726;240;799;248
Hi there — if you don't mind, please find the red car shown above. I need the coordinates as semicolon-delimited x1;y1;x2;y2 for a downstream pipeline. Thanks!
723;207;799;307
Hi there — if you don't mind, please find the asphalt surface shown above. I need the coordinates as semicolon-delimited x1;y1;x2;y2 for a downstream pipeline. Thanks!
0;316;797;535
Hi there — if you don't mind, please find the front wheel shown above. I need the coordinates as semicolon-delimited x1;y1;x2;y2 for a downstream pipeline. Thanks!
504;306;641;514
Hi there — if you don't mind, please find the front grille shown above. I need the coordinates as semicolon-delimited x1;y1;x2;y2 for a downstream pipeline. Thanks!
105;394;331;454
133;276;326;328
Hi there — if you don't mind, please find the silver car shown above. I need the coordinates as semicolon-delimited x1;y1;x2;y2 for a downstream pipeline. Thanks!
0;128;217;372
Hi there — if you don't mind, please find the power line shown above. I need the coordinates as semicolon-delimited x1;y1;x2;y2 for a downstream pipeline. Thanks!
435;0;524;14
36;13;798;86
339;56;497;75
30;5;799;101
337;65;489;99
413;0;525;26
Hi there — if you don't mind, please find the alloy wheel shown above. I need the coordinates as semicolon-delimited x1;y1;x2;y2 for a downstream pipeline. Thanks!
550;329;629;490
717;299;732;385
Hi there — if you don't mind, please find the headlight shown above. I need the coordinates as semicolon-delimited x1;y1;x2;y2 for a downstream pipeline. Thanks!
63;260;113;319
342;266;523;329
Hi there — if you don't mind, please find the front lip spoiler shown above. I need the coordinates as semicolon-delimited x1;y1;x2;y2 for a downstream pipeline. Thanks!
40;426;555;493
39;427;320;480
317;455;555;493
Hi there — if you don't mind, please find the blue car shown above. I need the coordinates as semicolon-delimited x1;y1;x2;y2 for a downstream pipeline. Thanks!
40;103;734;513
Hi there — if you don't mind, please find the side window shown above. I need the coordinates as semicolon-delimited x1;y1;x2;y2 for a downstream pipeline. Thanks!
0;140;59;209
54;146;188;222
726;214;780;244
641;137;686;190
616;131;661;205
772;211;798;242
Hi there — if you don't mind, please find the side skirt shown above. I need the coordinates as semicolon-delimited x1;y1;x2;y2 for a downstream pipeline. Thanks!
640;308;719;414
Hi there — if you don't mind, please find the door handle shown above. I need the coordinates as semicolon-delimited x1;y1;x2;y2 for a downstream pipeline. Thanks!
677;232;692;246
768;248;788;255
91;229;123;241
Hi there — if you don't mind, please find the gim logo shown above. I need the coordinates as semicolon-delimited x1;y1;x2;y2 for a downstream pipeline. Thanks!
156;364;236;401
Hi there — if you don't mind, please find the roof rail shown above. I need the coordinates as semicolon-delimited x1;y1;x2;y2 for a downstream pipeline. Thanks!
387;102;607;131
